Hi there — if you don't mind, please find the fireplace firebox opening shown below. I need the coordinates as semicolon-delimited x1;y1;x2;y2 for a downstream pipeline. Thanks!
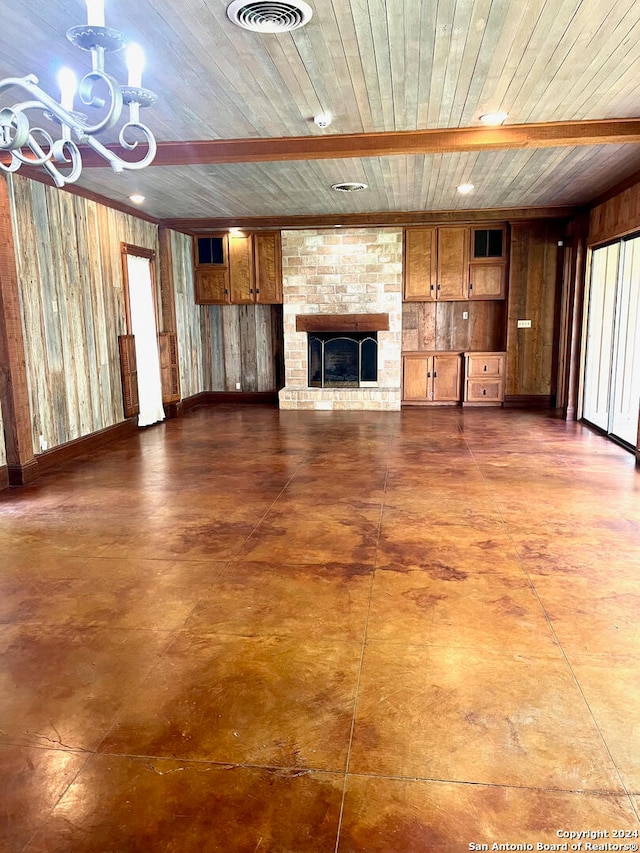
308;332;378;388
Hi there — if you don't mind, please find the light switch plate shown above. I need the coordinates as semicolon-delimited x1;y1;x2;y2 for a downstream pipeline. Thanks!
517;319;532;328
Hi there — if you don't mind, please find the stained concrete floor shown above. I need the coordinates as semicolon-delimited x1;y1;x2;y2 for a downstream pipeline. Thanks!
1;406;639;851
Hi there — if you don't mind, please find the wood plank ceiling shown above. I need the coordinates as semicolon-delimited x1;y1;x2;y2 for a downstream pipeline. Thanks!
2;0;640;225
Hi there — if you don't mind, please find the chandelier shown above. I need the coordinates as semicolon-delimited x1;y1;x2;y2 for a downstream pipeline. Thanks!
0;0;157;187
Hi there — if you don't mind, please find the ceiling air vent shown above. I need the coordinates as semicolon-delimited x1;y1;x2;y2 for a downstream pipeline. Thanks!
331;182;369;193
226;0;313;33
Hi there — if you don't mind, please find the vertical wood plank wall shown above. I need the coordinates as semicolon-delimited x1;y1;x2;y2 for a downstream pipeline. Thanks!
0;402;5;466
171;230;208;399
8;174;158;452
170;229;283;395
507;221;563;399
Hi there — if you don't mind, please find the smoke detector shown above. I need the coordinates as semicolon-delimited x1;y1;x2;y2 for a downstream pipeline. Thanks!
314;111;332;128
226;0;313;32
331;182;368;192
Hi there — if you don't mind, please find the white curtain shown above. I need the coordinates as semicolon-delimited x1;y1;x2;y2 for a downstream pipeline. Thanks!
126;254;165;428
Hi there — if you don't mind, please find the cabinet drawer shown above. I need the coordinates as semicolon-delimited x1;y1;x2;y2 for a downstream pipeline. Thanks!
466;354;504;378
466;379;504;402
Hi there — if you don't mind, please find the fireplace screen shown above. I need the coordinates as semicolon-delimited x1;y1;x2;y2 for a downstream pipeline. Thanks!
308;332;377;388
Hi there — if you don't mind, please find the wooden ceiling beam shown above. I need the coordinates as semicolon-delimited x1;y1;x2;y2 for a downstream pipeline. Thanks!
163;206;580;233
74;119;640;168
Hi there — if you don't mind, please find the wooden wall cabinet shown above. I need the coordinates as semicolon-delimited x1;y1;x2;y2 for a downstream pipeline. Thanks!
402;352;462;404
404;224;507;302
469;226;507;299
463;351;506;405
254;232;283;303
194;232;282;305
194;233;230;304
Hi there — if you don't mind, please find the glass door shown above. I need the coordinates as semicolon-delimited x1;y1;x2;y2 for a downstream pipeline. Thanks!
610;236;640;445
582;243;619;431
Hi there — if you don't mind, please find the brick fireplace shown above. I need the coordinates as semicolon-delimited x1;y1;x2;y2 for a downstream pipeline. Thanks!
278;228;403;410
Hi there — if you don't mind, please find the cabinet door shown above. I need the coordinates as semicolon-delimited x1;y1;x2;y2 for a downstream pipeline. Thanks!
437;227;469;300
432;354;461;401
403;355;431;400
254;232;282;303
158;332;180;403
404;228;437;300
229;233;255;304
195;268;229;303
468;263;506;299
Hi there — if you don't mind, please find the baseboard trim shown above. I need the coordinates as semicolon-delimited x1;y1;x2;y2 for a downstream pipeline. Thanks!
8;459;40;486
182;391;279;412
36;419;139;474
503;395;553;409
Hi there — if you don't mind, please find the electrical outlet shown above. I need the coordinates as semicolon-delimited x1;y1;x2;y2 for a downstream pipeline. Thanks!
235;382;241;390
462;311;468;320
517;319;532;329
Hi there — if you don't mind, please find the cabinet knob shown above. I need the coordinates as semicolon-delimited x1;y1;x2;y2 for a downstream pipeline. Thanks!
256;288;260;294
224;289;228;295
469;282;473;291
483;364;487;372
483;388;487;395
433;371;438;378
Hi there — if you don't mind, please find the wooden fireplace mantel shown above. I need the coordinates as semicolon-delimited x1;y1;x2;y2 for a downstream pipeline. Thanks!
295;313;389;332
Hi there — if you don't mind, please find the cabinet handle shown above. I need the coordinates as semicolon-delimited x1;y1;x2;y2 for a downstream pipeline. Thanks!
483;388;487;395
469;282;473;291
256;288;260;294
427;371;431;378
250;288;253;294
483;365;487;372
224;289;229;295
437;284;441;290
433;370;438;378
430;284;434;292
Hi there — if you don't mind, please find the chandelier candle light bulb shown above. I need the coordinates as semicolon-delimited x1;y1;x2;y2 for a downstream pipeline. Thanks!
57;68;77;112
126;44;145;88
85;0;105;28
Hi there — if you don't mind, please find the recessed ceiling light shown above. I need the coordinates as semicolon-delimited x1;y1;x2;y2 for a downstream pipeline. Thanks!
129;194;145;204
226;0;313;33
457;183;475;195
331;182;368;193
479;111;508;126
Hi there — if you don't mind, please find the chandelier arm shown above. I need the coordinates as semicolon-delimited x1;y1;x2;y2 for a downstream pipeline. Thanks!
81;122;157;173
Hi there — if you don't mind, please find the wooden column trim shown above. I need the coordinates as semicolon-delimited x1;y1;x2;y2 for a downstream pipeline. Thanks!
158;227;178;334
0;176;37;484
565;216;589;421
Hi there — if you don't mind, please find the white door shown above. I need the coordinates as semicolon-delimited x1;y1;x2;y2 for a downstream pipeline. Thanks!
610;236;640;445
582;243;619;431
126;254;165;428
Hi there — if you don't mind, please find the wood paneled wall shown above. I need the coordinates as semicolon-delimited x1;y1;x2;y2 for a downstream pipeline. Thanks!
590;181;640;246
170;230;283;395
171;230;208;399
8;174;158;452
0;403;5;466
506;221;563;398
402;301;506;352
